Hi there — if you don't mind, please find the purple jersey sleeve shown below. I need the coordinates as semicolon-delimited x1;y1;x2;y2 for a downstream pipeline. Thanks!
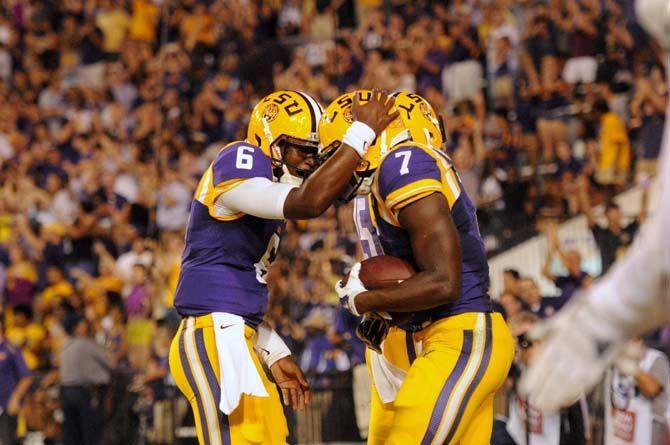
377;146;443;210
212;142;273;186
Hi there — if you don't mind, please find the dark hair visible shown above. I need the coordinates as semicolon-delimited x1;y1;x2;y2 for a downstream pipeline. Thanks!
593;98;610;114
13;304;33;320
606;201;620;211
61;311;83;336
504;268;521;280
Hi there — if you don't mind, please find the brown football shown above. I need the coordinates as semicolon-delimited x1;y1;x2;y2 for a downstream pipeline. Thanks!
358;255;416;290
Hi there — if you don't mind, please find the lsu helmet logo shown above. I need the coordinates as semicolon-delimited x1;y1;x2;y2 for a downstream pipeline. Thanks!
263;103;279;122
420;102;433;121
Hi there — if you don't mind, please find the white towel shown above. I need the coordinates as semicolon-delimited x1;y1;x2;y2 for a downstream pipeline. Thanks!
211;312;268;414
368;349;407;404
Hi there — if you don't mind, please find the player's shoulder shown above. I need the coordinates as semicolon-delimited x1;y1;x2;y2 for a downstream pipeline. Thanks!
379;142;438;165
376;142;443;200
212;140;272;184
214;141;268;164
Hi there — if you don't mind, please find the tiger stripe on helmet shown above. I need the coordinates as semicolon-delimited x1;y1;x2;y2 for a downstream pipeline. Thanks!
390;91;445;148
293;91;323;134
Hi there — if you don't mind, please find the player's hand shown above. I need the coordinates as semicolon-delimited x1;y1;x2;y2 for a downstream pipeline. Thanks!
356;313;391;354
520;295;623;411
269;355;311;411
351;89;399;136
336;262;367;316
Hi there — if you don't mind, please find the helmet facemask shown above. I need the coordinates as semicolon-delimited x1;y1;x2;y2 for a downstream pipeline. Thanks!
271;136;320;185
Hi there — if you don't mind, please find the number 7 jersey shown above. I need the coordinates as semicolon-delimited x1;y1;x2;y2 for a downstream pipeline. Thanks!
173;142;283;327
369;142;492;329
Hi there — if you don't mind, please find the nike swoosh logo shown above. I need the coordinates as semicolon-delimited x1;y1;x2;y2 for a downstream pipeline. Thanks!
220;325;235;329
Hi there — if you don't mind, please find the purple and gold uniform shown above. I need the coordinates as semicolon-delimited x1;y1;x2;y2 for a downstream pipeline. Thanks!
353;195;416;444
361;142;514;445
173;141;283;326
372;142;491;328
169;141;288;445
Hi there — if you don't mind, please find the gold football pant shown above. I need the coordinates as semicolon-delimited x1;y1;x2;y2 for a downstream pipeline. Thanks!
368;312;514;445
168;315;288;445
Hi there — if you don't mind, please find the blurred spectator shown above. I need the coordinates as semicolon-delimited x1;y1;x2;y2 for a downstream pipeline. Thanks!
58;312;112;445
542;223;593;301
518;277;565;319
0;317;32;445
4;304;45;370
330;308;368;438
443;5;485;119
502;268;522;298
505;312;589;444
96;0;130;58
497;292;527;322
581;184;649;274
300;310;351;386
594;98;631;187
128;0;159;43
604;339;670;445
630;65;668;179
557;0;600;85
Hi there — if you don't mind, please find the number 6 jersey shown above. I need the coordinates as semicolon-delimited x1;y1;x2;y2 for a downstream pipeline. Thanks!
174;142;284;327
369;142;492;329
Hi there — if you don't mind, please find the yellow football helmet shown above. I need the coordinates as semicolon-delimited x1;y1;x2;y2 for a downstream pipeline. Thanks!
319;90;407;174
390;91;446;148
247;90;323;182
318;90;445;201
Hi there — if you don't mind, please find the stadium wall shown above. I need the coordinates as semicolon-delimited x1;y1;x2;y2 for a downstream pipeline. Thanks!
488;182;659;298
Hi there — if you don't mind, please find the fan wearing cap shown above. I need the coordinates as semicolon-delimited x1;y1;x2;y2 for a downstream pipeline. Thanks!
169;90;397;445
321;90;514;444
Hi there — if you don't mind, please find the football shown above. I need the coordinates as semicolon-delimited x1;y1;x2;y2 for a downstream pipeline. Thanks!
358;255;416;289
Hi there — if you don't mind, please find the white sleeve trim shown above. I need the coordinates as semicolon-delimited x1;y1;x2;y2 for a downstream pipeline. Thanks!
216;177;296;220
254;323;291;367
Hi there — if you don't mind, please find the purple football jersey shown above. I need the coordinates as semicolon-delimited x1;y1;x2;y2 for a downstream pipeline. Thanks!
173;142;284;327
370;144;492;329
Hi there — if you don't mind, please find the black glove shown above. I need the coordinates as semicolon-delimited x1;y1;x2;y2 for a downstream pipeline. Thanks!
356;313;391;354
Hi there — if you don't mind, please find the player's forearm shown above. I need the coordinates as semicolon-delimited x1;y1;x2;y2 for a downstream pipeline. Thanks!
254;322;291;367
587;151;670;339
586;224;670;339
283;145;362;219
355;269;461;313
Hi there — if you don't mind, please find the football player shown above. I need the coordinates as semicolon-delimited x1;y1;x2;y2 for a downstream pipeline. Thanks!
520;0;670;412
168;90;398;445
320;90;515;444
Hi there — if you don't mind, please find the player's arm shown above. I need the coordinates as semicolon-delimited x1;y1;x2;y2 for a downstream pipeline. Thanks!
254;322;311;410
283;90;398;219
219;90;398;221
352;193;462;314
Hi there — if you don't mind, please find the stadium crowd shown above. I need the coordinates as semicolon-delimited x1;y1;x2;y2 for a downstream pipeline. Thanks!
0;0;667;443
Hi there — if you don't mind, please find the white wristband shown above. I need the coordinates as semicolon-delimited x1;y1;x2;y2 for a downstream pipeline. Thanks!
255;323;291;367
348;293;361;317
342;121;376;157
